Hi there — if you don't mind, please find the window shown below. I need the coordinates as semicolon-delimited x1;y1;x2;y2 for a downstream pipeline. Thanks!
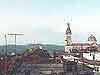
95;67;99;71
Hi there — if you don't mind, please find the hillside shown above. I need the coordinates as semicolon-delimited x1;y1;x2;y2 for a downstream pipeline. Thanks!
0;44;64;55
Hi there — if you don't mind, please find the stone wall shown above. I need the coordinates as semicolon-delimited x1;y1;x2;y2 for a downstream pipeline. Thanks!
11;62;94;75
15;64;63;75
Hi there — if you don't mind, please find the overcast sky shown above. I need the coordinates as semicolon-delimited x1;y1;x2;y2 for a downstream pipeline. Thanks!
0;0;100;45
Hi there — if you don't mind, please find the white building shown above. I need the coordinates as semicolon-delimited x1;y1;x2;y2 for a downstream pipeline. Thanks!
64;22;100;72
64;22;99;53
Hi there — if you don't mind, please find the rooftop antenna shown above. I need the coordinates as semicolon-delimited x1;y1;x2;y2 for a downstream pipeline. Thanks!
8;33;24;54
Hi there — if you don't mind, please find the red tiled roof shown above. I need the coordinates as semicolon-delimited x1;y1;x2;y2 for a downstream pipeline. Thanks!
79;57;100;66
65;42;98;46
72;43;90;46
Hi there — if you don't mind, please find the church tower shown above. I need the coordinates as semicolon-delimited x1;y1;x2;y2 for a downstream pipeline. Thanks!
64;22;72;53
64;22;72;45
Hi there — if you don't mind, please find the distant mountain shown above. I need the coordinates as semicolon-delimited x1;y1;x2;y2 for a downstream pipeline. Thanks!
41;44;64;53
27;44;64;54
0;45;26;55
0;44;64;56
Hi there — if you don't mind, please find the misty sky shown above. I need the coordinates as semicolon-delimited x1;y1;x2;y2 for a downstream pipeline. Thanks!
0;0;100;45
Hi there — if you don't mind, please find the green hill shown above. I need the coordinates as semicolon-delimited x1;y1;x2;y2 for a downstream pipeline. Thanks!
0;44;64;56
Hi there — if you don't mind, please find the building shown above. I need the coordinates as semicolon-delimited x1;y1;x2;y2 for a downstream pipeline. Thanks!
64;22;100;73
64;22;99;53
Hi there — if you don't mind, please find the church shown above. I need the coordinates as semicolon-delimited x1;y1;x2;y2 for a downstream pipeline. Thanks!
64;22;99;53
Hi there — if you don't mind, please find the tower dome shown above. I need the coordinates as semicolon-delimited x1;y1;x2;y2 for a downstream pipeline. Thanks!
88;34;97;42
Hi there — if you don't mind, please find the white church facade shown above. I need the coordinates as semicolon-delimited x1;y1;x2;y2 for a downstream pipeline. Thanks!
64;22;99;53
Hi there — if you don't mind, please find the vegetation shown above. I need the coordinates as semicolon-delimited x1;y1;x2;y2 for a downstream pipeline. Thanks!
0;44;64;55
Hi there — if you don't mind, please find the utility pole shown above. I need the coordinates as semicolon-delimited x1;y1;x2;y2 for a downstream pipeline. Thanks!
4;34;7;75
5;34;7;58
8;33;23;75
8;33;24;55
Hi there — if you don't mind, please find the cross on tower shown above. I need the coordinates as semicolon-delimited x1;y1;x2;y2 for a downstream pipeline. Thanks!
64;16;72;26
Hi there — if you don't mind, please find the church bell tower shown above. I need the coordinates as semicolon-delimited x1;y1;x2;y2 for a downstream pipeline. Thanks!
64;22;72;53
64;22;72;45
